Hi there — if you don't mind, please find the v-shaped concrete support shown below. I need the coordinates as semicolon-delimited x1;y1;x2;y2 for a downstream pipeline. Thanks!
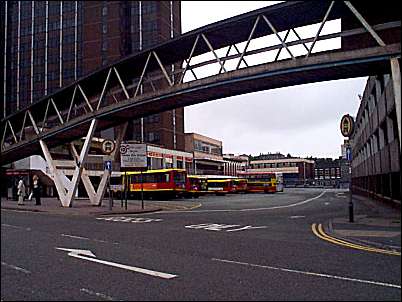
70;143;109;206
68;121;128;206
39;119;98;207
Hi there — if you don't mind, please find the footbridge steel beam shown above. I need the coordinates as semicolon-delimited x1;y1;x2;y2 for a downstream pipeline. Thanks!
1;1;400;207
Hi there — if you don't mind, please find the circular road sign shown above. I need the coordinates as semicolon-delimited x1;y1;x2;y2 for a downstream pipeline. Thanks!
101;139;115;155
340;114;355;137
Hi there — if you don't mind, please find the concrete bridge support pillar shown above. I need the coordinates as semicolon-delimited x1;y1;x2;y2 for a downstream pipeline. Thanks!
39;119;97;207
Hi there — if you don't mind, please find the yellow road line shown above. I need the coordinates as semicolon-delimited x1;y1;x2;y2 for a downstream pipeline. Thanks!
317;224;399;256
311;223;401;256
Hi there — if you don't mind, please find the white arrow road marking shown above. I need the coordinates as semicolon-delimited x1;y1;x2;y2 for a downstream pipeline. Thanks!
56;248;177;279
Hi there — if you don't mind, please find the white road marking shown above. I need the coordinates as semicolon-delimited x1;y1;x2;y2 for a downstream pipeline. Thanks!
96;217;163;223
61;234;90;241
1;224;20;229
1;223;31;231
226;226;267;232
290;216;306;219
56;247;177;279
159;191;327;214
184;223;267;232
1;262;31;274
212;258;401;289
80;288;117;301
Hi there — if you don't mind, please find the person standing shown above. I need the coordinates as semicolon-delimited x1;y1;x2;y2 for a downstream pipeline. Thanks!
17;178;26;205
33;175;41;206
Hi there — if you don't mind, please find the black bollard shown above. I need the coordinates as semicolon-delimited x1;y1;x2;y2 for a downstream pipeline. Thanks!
349;200;354;223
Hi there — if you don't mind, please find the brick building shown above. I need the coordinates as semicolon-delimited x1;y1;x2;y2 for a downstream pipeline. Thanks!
0;1;183;150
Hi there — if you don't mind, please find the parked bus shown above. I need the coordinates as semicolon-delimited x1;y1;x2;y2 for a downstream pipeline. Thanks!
122;169;186;199
185;175;208;198
237;171;277;193
232;178;248;193
206;179;233;195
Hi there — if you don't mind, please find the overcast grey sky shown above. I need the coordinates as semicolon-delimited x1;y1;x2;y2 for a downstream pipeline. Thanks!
181;1;368;159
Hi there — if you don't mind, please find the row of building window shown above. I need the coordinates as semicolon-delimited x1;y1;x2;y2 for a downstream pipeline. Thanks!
250;162;298;169
193;140;222;156
15;19;77;37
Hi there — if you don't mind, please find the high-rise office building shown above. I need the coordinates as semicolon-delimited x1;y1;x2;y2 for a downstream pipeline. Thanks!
1;1;184;150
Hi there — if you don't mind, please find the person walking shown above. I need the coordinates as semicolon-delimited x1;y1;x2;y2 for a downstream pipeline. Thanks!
32;175;41;206
17;177;26;205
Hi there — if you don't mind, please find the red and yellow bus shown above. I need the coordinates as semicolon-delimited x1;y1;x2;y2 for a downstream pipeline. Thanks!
206;179;234;195
232;178;248;193
185;175;208;198
237;171;277;193
123;169;186;199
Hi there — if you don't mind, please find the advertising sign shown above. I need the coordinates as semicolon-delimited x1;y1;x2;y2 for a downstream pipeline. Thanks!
120;143;147;168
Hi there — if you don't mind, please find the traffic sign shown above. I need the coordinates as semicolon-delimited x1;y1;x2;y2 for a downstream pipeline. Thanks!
101;139;115;155
340;114;355;137
346;147;352;161
104;160;112;171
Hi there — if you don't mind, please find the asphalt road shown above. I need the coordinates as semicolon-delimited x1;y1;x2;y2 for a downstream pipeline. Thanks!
1;188;400;301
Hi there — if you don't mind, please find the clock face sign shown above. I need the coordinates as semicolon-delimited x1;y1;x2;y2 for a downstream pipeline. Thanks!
340;114;354;137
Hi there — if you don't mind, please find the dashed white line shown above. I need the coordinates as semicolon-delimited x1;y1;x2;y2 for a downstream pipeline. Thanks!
1;262;31;274
212;258;401;289
61;234;90;241
80;288;117;301
60;234;119;245
1;223;31;231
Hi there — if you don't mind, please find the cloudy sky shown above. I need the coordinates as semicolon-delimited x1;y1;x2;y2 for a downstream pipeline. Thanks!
180;1;367;159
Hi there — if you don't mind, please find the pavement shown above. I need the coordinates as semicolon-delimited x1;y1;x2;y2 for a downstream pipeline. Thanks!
326;194;401;252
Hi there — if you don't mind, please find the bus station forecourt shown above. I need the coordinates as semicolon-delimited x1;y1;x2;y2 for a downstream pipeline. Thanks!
1;173;400;256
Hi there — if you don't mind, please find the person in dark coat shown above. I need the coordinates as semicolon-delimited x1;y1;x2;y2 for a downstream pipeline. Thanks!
32;175;41;205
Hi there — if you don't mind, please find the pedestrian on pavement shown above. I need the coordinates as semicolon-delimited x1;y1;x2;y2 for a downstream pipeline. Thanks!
32;175;41;206
17;177;26;205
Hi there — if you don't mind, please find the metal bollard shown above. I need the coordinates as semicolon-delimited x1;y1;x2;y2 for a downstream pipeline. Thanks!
349;201;354;223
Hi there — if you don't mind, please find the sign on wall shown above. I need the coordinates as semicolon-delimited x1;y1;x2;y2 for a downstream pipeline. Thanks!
120;143;147;168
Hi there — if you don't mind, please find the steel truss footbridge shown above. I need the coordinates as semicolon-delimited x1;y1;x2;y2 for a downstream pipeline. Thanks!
1;1;400;207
